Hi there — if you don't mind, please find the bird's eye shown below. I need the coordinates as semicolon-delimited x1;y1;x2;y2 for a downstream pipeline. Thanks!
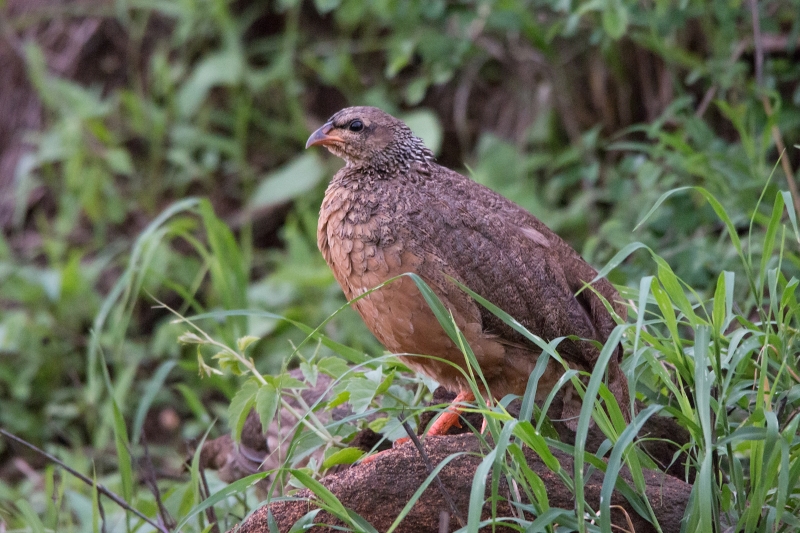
349;120;364;132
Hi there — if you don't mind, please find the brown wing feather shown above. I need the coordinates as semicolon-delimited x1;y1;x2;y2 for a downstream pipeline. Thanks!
399;167;623;370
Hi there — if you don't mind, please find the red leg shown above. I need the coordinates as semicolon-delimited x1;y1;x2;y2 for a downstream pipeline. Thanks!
426;390;475;436
360;390;476;464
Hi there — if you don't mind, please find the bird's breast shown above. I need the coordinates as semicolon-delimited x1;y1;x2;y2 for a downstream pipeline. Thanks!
318;184;400;295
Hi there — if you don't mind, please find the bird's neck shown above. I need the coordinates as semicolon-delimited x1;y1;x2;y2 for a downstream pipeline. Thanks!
345;136;435;178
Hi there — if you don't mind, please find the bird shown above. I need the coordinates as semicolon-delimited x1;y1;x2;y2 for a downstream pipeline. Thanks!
306;106;629;438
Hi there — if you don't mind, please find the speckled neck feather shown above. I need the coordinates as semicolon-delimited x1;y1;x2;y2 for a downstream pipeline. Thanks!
364;125;435;175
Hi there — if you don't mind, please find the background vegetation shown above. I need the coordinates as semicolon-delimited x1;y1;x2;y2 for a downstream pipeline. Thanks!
1;0;799;531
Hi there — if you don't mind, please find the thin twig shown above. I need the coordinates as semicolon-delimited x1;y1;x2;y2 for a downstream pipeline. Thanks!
747;0;800;218
695;33;800;119
98;488;107;533
438;510;450;533
141;431;176;530
762;97;800;217
400;420;466;528
0;428;169;533
749;0;764;87
200;465;221;533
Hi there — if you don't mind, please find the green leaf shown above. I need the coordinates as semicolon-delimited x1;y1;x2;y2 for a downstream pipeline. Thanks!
322;447;364;469
573;325;626;531
602;0;628;39
634;186;693;231
228;378;259;442
249;153;326;209
237;335;260;352
267;373;306;390
346;377;378;414
780;190;800;243
104;148;134;175
759;192;785;292
313;0;341;14
711;271;734;339
178;48;244;117
318;356;351;378
327;390;350;409
652;255;701;325
467;447;496;532
591;241;650;284
256;382;280;434
508;445;549;512
385;39;415;78
198;198;248;314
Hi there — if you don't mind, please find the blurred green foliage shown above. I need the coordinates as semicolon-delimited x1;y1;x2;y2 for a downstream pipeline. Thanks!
1;0;800;530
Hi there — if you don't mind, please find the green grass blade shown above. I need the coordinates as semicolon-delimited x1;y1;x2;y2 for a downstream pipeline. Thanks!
759;192;785;295
780;190;800;243
513;421;560;472
96;342;135;504
465;454;494;532
287;509;322;532
15;499;46;533
291;469;380;532
692;325;715;532
632;275;653;356
445;276;563;360
187;309;367;364
652;255;701;326
598;404;663;533
573;325;625;533
633;186;693;231
132;359;178;444
290;469;348;517
87;197;200;405
174;471;271;532
591;241;651;281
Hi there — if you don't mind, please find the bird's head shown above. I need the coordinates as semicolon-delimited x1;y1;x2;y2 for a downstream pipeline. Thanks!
306;106;433;172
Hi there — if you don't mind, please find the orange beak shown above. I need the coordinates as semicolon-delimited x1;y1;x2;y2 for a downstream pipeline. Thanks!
305;122;345;149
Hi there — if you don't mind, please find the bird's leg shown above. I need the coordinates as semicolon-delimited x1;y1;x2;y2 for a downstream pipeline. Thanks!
426;390;475;436
391;389;477;447
397;389;477;445
359;390;477;464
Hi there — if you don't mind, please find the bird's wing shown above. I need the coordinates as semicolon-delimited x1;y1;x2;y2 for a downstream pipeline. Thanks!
414;169;621;368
